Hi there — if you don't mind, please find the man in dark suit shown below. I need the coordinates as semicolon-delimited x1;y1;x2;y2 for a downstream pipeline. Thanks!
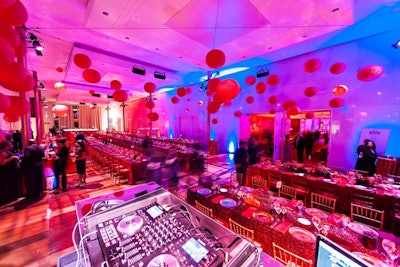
21;140;45;200
234;141;248;185
294;132;305;163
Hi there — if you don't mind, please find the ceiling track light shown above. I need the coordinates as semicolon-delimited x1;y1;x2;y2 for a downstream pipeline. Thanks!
154;71;166;80
132;66;146;75
33;40;44;51
28;32;44;56
256;68;270;78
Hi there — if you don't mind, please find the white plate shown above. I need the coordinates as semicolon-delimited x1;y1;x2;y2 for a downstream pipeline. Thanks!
304;208;329;220
297;218;311;226
347;222;379;237
288;226;316;243
220;198;237;208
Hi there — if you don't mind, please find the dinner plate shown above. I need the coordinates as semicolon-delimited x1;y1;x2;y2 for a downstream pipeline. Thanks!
297;217;311;226
352;252;388;267
220;198;237;208
347;222;379;237
253;211;274;224
304;208;329;220
197;188;212;196
288;226;316;243
354;185;367;189
219;188;228;193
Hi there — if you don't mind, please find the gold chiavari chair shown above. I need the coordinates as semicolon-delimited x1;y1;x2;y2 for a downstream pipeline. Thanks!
350;203;384;230
310;192;336;213
195;201;213;218
272;242;313;267
268;170;282;194
250;174;267;189
278;185;297;201
229;218;254;240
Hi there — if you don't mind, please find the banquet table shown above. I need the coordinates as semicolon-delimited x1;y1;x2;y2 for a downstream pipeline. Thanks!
187;177;397;266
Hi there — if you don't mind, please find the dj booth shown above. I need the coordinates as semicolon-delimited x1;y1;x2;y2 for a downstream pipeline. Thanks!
64;183;264;267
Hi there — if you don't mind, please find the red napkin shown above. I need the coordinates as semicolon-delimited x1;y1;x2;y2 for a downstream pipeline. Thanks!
190;185;203;192
274;221;293;234
241;207;258;219
212;195;225;204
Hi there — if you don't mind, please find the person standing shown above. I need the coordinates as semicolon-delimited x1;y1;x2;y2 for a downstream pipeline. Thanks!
53;138;69;193
234;140;248;186
0;141;20;204
248;138;261;166
294;132;305;163
74;140;87;188
282;134;292;163
12;130;22;153
355;139;378;176
20;140;45;200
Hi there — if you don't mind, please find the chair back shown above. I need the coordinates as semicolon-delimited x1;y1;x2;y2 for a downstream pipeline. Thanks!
350;203;384;230
229;218;254;240
310;193;336;213
230;171;243;185
389;174;400;184
272;242;313;267
195;201;213;218
250;174;267;189
278;185;297;200
351;193;374;208
268;170;282;192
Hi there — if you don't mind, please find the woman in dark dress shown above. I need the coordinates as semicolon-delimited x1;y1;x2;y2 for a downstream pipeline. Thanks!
53;138;69;193
0;141;20;205
74;140;87;188
355;139;378;176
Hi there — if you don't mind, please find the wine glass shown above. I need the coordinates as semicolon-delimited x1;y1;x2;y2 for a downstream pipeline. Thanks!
341;215;350;229
281;207;287;218
296;200;304;215
382;239;399;266
312;216;322;233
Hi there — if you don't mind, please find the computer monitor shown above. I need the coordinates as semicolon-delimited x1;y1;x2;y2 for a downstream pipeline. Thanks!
314;235;373;267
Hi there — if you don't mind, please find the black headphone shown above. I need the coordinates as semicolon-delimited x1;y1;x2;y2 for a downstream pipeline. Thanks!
91;199;124;214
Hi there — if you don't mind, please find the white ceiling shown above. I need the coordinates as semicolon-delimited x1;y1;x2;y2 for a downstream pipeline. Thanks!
14;0;400;104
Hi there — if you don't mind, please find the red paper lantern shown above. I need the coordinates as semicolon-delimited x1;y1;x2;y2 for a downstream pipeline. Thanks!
330;62;346;74
0;93;10;113
186;108;190;112
305;111;315;119
171;96;179;104
205;49;226;69
112;90;128;102
73;53;91;69
4;96;29;115
110;80;122;90
0;61;27;84
255;82;266;94
83;68;101;83
212;118;218;124
145;101;155;109
216;79;240;101
0;0;17;8
89;89;95;95
176;87;186;97
147;112;159;122
282;100;297;111
304;86;317;97
287;106;300;116
223;100;232;107
213;93;225;104
10;74;35;92
197;100;203;106
332;85;348;96
357;65;383;82
0;38;15;68
205;90;214;96
0;21;20;47
246;96;255;104
208;78;220;92
14;40;26;58
268;95;278;105
304;58;321;73
0;0;28;26
244;76;256;86
52;104;69;117
3;113;19;122
269;108;276;115
233;110;242;118
54;82;66;92
144;82;156;93
267;74;280;86
207;102;220;114
56;66;64;73
329;97;345;108
90;104;96;109
186;87;192;94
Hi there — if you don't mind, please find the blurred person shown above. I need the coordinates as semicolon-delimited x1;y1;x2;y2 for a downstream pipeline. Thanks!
294;132;305;163
282;134;292;163
248;138;261;166
74;140;87;188
304;130;314;160
12;130;22;153
0;141;20;204
52;138;69;193
234;140;248;186
164;151;179;185
355;139;378;176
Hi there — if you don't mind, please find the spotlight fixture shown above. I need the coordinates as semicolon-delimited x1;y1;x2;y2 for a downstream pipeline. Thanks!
38;82;46;91
392;40;400;49
256;68;270;78
132;66;146;75
154;71;166;80
28;32;44;56
32;40;44;51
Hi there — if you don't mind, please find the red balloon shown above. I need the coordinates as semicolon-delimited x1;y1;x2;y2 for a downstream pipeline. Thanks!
357;65;383;82
329;97;345;108
0;0;17;8
304;58;321;73
223;100;232;107
112;90;128;102
147;112;159;122
5;96;30;115
269;108;276;115
330;62;346;74
3;113;19;122
171;96;179;104
197;100;203;106
0;21;20;47
267;74;280;86
144;82;156;93
0;93;10;113
10;74;35;92
14;40;26;57
145;101;155;109
73;53;92;69
208;78;220;92
0;0;28;26
0;38;15;68
207;102;220;114
332;85;348;96
255;82;266;94
205;49;226;69
89;89;95;95
211;118;218;124
205;89;214;96
56;66;64;73
0;61;27;84
244;76;256;86
287;106;300;116
52;104;69;117
176;87;186;97
110;80;122;90
216;79;240;101
304;86;317;97
83;68;101;83
305;111;315;119
268;95;278;105
185;87;192;94
233;110;242;118
246;96;255;104
282;100;297;111
213;93;225;104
